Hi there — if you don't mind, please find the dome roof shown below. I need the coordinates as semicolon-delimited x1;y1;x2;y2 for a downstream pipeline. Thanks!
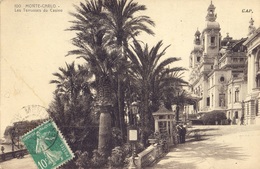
195;30;201;36
208;3;215;10
205;21;220;29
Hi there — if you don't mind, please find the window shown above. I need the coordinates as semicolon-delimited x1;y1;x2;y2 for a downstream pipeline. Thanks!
207;97;210;106
247;102;249;115
197;56;201;62
257;75;260;88
258;57;260;71
212;94;214;107
229;90;231;103
235;89;239;102
211;36;215;46
219;94;225;107
235;111;238;119
220;76;225;82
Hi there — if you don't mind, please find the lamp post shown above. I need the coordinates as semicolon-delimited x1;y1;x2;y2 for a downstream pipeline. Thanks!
131;101;139;125
128;101;139;169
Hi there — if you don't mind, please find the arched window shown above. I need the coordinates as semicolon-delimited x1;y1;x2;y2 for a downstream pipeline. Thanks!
256;75;260;88
220;76;225;82
235;89;239;102
219;94;225;107
258;56;260;71
197;56;201;62
210;36;216;46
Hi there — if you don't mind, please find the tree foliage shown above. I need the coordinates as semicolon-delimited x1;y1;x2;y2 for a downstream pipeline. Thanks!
49;0;188;168
126;38;187;144
48;62;97;155
201;111;227;125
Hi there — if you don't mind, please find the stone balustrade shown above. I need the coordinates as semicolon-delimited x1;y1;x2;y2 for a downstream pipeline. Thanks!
134;143;164;169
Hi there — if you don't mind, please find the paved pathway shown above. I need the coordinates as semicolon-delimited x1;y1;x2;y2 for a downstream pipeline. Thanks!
0;155;36;169
147;125;260;169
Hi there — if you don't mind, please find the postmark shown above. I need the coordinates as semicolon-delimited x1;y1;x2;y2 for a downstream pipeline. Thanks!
21;120;74;169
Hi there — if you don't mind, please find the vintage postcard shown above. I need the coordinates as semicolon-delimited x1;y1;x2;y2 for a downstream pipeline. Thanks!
1;0;260;169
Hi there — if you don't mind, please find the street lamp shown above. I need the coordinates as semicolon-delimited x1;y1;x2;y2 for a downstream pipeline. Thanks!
128;101;139;169
131;101;139;125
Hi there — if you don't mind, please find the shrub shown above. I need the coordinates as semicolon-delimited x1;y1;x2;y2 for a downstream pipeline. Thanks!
135;142;145;154
75;150;90;169
109;146;124;167
90;149;107;168
201;111;227;125
109;143;143;168
111;127;123;148
121;143;132;158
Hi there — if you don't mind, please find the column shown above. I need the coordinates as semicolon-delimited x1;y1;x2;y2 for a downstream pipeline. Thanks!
245;101;250;125
250;100;256;124
154;116;159;132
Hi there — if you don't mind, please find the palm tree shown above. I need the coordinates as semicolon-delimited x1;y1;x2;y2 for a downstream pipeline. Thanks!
103;0;155;138
126;39;187;144
50;62;92;121
67;0;155;151
67;0;121;156
152;69;188;111
49;62;95;152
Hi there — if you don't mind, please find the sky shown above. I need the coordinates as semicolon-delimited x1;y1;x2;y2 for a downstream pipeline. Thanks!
1;0;260;137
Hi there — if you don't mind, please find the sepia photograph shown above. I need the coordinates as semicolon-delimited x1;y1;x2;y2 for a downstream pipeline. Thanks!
1;0;260;168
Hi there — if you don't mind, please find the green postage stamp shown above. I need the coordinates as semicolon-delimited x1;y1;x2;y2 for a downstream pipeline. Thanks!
22;120;74;169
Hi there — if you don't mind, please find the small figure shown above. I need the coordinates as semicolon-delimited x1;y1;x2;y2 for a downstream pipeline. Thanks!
1;146;5;161
176;124;182;144
240;115;244;125
176;123;186;144
228;118;231;125
1;146;4;154
181;125;187;143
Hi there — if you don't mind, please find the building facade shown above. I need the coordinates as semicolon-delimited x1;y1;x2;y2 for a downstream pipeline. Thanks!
243;21;260;124
189;2;248;124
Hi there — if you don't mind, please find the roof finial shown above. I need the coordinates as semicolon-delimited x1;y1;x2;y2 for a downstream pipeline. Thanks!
249;17;254;25
248;17;256;36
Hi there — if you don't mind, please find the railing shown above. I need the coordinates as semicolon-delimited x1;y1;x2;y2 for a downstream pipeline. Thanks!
0;149;28;162
135;144;164;169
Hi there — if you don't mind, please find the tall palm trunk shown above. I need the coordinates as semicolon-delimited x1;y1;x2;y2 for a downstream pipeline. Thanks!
97;77;112;156
117;44;126;141
141;81;150;146
98;105;112;156
118;79;125;139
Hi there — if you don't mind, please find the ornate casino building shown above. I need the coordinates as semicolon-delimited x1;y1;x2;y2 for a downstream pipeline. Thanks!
188;1;260;125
